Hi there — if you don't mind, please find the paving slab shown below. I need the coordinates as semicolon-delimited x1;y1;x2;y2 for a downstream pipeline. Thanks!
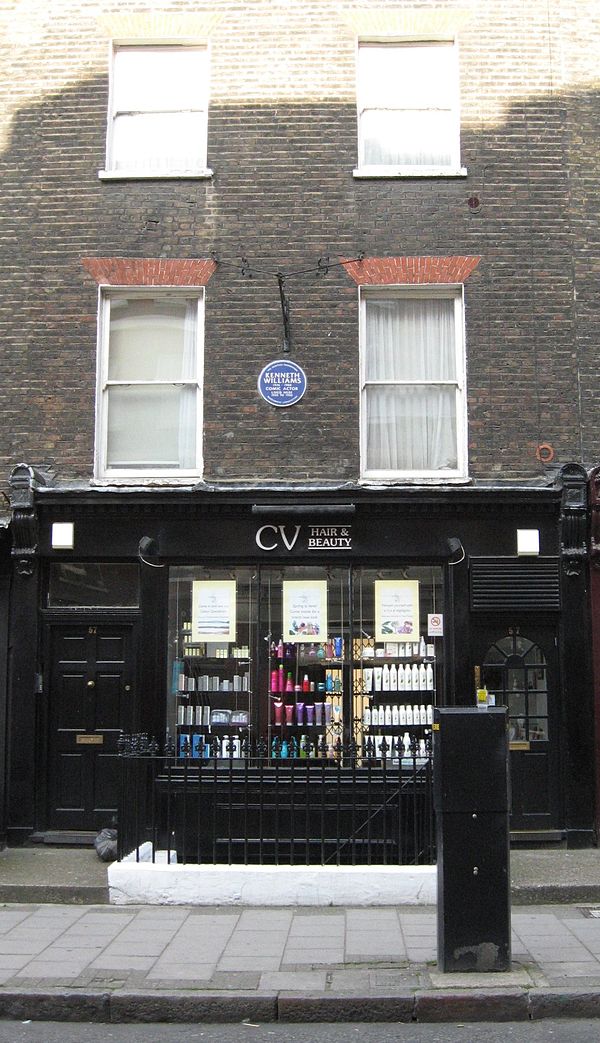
1;847;600;1021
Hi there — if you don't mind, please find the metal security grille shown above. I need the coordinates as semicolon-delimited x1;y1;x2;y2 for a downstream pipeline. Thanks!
469;557;561;613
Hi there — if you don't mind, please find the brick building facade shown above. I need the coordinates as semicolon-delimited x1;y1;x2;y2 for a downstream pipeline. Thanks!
0;0;598;851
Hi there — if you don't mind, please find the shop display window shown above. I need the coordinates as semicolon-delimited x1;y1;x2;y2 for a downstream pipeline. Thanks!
166;564;444;760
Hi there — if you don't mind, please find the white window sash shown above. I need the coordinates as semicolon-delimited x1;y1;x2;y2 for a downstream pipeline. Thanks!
96;292;204;478
359;289;467;479
356;40;461;171
106;44;209;174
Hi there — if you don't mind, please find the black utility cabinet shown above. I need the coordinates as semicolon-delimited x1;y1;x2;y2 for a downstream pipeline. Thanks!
433;706;511;972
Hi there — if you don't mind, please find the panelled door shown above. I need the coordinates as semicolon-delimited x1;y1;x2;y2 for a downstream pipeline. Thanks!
47;624;134;832
472;624;562;834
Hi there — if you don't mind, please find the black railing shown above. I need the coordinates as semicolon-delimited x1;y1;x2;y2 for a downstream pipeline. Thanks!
117;733;435;867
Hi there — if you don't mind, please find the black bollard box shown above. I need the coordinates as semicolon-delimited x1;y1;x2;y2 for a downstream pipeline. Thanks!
433;706;511;973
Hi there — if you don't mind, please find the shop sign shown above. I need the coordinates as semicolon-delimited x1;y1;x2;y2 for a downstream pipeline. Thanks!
257;359;307;407
307;526;351;550
255;524;352;552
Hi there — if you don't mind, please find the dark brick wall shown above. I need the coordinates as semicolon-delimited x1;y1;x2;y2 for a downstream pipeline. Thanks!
0;0;599;486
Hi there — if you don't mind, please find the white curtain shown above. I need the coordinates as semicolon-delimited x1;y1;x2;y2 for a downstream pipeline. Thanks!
106;297;197;470
364;299;458;472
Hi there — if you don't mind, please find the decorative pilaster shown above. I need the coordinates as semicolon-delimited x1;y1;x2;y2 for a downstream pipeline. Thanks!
559;463;588;577
8;463;54;577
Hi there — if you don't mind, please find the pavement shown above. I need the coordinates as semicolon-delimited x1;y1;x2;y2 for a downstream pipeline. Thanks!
0;846;599;1023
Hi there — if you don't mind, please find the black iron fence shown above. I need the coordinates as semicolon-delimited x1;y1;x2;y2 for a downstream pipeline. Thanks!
117;734;435;867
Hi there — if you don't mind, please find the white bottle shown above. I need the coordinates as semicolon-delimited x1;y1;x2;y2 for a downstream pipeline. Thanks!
402;731;411;755
364;668;373;693
363;705;371;727
398;664;405;691
419;636;426;657
426;703;434;724
405;665;412;692
384;704;392;726
378;704;385;726
426;663;434;691
419;738;427;757
390;663;398;691
419;663;427;690
419;704;427;724
412;664;419;689
374;666;383;692
382;663;390;691
399;703;407;725
406;703;414;725
392;704;399;725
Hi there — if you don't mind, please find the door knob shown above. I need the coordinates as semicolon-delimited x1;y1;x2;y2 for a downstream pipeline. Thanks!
124;685;131;692
87;680;95;688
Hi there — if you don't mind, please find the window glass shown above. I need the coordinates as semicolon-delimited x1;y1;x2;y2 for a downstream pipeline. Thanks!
167;567;256;758
48;563;139;607
99;292;202;476
366;386;458;472
108;45;208;174
113;47;206;111
108;298;196;381
106;385;197;468
482;633;549;743
166;564;444;762
357;41;459;169
361;292;464;476
365;299;456;381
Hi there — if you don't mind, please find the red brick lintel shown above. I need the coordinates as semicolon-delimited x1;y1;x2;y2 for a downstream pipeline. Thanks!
81;257;217;286
341;256;481;285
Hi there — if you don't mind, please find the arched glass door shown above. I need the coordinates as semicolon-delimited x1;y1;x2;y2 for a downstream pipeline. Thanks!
475;626;561;835
483;634;548;744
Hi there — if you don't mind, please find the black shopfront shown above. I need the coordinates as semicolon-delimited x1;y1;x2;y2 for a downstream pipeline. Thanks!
2;464;595;851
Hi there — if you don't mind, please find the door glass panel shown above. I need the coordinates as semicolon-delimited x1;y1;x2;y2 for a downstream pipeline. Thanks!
508;692;526;716
529;717;549;741
528;691;548;716
509;717;527;741
483;632;549;742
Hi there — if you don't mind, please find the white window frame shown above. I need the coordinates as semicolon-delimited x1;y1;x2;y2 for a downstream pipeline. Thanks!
94;287;204;481
359;286;468;482
99;41;212;180
354;36;467;179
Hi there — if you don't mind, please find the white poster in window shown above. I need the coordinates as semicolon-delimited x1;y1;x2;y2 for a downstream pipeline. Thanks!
192;580;236;642
374;580;420;643
282;580;327;643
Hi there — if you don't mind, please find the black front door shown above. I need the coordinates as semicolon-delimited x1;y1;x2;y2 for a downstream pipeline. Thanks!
47;624;134;832
472;624;562;834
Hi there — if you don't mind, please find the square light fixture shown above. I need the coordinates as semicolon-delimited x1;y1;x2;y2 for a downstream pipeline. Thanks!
51;522;74;549
517;529;539;556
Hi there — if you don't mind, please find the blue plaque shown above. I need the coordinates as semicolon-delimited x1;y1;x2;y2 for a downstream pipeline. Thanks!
257;359;307;408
